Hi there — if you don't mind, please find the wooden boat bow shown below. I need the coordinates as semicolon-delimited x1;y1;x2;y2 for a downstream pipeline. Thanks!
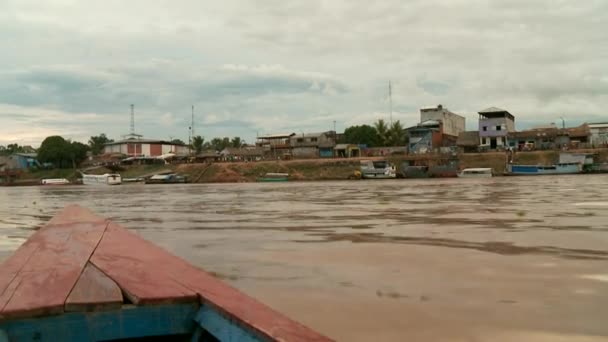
0;205;332;342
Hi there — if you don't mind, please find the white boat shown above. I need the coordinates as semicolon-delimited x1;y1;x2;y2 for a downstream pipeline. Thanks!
360;160;397;179
41;178;70;185
81;173;122;185
458;168;493;178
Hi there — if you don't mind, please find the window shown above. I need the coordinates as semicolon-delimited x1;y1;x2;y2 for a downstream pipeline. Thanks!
483;126;488;131
496;125;502;131
297;138;304;143
310;137;318;142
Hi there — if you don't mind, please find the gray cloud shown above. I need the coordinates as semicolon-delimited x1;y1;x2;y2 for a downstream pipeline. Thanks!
0;0;606;146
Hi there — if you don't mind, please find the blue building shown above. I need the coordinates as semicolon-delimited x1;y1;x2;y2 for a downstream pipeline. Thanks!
9;153;40;169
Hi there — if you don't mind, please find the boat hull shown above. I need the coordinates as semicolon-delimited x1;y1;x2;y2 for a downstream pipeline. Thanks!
506;163;582;175
0;205;332;342
257;177;289;182
82;174;122;185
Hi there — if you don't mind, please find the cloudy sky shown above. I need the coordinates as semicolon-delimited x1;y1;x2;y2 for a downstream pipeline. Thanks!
1;0;607;146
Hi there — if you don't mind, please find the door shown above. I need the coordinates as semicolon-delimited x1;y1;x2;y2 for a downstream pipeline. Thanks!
490;138;497;149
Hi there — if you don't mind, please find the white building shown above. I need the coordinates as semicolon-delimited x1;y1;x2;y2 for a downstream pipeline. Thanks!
103;138;189;157
589;122;608;147
420;105;466;137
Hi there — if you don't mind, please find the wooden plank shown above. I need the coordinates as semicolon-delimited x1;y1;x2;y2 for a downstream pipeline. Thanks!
0;203;98;310
90;222;332;342
0;206;108;319
90;223;198;305
0;303;198;342
65;263;123;312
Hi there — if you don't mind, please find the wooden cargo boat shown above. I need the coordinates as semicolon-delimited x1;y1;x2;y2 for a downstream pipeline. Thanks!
145;173;187;184
81;173;122;185
360;160;396;179
457;168;493;178
506;163;582;176
40;178;70;185
257;173;289;182
0;205;331;342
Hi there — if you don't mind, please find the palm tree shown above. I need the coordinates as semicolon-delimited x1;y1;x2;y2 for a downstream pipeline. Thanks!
192;135;204;154
387;120;406;146
374;119;389;146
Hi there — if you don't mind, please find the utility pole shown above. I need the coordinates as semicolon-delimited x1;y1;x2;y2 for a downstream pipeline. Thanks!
130;104;135;135
389;81;393;125
191;105;195;137
560;117;565;130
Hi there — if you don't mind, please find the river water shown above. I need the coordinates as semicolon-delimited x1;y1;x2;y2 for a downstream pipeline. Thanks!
1;176;608;341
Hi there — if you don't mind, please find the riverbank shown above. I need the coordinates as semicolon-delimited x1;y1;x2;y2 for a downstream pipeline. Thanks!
6;149;608;185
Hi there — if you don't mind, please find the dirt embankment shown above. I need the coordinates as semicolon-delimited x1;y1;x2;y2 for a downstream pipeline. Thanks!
176;159;362;183
13;149;608;185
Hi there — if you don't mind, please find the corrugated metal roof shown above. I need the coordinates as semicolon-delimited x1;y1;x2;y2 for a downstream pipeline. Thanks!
105;138;186;146
257;133;296;139
478;107;508;113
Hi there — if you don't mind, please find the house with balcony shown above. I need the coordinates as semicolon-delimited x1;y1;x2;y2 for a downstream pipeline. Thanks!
289;132;336;158
478;107;515;150
255;133;296;159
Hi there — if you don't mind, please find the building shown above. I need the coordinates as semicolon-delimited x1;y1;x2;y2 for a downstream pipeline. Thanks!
478;107;515;150
256;133;295;159
456;131;481;153
0;153;40;170
220;147;265;162
407;105;465;154
103;138;189;157
589;122;608;147
506;123;590;151
289;132;336;158
335;144;360;158
420;104;466;137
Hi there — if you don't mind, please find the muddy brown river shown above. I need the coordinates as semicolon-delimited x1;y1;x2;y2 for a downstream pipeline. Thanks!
1;176;608;341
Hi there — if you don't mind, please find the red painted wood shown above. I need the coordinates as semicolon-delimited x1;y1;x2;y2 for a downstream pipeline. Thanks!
90;223;333;342
150;144;162;156
65;262;123;312
90;223;197;305
0;205;108;319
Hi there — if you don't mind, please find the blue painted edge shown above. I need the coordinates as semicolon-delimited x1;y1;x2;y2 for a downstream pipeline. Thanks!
0;303;198;342
194;304;268;342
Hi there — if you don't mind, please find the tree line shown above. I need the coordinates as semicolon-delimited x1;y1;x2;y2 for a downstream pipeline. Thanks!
341;119;407;147
191;136;245;155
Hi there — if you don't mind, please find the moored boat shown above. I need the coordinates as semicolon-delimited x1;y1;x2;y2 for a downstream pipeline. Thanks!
458;168;493;178
257;172;289;182
145;173;187;184
506;163;582;176
360;160;396;179
81;173;122;185
40;178;70;185
0;205;332;342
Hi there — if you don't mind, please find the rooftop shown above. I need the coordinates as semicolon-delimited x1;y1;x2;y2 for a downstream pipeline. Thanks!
257;133;296;140
478;107;515;120
105;138;186;146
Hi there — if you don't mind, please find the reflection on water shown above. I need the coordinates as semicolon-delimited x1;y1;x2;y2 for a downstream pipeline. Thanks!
1;175;608;341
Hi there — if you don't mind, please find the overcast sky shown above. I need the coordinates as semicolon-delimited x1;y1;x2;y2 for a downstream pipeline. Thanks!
1;0;607;146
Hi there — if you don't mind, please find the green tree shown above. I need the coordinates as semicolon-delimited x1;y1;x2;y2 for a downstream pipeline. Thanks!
231;137;243;148
37;136;71;168
192;135;204;154
88;134;113;156
374;119;389;146
386;120;406;146
68;141;90;168
342;125;378;147
171;138;185;145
